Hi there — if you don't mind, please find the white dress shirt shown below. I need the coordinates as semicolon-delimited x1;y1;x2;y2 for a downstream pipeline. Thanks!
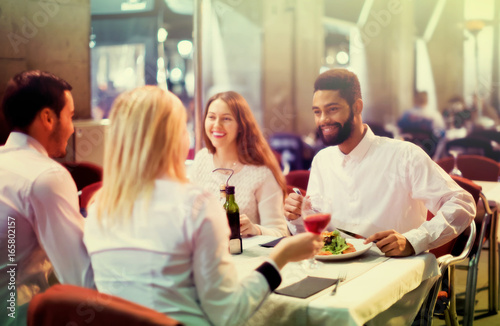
189;148;288;237
84;179;279;326
0;132;94;308
288;126;476;255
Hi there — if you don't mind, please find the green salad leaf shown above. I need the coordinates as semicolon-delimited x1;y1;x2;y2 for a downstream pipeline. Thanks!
321;231;350;255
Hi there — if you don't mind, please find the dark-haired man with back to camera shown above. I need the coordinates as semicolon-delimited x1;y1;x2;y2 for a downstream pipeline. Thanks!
285;69;475;257
0;70;94;325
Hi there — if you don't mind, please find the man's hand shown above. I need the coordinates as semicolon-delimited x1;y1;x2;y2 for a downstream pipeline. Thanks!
284;193;303;221
240;214;261;236
364;230;415;257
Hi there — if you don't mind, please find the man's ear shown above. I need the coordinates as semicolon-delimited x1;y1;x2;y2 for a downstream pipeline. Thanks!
353;99;363;115
38;108;56;131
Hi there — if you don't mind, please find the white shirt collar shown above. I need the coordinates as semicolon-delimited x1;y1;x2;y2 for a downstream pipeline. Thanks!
334;124;375;164
4;132;49;157
346;124;375;163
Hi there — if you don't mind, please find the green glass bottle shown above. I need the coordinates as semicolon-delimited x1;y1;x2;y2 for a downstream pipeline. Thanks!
223;186;242;254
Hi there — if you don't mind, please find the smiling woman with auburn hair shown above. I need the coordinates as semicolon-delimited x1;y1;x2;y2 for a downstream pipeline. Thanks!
190;91;288;237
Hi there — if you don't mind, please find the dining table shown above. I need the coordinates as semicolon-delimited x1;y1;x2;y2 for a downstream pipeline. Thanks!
473;180;499;245
232;235;440;326
474;180;500;218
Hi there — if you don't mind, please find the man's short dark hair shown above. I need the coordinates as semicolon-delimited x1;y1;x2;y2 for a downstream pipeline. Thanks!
1;70;72;131
314;69;362;107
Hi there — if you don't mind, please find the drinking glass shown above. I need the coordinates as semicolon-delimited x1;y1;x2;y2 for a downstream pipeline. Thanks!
449;149;463;177
302;195;331;269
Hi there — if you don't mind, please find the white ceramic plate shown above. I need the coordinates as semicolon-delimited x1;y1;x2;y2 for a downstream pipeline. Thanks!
315;238;372;261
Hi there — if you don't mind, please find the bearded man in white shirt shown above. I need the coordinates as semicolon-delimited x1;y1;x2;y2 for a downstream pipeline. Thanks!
285;69;476;257
0;70;94;325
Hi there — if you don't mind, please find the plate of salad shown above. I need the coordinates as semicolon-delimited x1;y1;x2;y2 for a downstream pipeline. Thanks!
315;231;372;260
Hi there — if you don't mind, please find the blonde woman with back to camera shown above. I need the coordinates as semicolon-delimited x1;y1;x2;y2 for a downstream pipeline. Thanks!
83;86;322;326
190;91;289;237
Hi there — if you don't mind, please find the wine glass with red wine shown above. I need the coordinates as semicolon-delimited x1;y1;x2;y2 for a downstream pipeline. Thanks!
302;195;331;269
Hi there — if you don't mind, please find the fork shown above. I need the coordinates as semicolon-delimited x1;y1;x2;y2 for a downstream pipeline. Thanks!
330;271;347;295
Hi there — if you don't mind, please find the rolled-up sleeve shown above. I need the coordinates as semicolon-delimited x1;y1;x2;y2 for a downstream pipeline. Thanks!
402;147;476;255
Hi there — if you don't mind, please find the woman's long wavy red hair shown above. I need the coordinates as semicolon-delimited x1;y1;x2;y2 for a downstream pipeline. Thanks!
202;91;287;199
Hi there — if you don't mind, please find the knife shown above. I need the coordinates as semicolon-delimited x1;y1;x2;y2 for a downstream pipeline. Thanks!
292;190;376;243
335;227;378;243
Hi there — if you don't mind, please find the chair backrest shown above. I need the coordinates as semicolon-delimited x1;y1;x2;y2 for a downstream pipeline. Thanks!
420;176;481;325
285;170;310;191
436;154;500;182
80;181;103;211
27;284;183;326
448;177;493;258
421;221;476;324
62;161;103;191
428;175;481;258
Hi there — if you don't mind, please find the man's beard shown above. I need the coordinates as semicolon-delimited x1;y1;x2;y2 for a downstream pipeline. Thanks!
48;121;67;158
318;109;354;146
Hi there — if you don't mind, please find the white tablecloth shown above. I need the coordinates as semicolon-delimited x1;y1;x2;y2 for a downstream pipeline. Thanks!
475;181;500;205
233;236;440;326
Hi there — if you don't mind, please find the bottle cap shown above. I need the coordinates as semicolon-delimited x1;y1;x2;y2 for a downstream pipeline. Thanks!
225;186;235;195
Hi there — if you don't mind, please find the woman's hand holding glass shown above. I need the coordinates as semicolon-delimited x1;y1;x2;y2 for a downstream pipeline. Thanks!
269;233;323;270
301;195;331;269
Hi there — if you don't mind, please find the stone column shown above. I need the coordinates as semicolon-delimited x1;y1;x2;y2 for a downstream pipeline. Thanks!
491;1;500;112
362;0;414;124
261;0;323;137
427;0;464;113
0;0;91;120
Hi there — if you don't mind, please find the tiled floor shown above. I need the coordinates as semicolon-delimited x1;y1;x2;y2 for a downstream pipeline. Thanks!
432;248;500;325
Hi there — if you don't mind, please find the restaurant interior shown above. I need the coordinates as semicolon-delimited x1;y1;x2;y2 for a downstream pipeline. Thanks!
1;0;500;325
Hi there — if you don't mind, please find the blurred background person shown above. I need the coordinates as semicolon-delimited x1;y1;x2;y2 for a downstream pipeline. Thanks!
398;90;445;139
190;91;288;237
470;93;500;130
442;95;472;131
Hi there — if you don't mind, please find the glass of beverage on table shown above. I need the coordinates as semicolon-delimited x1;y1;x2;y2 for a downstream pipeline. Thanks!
449;149;463;177
302;195;331;269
